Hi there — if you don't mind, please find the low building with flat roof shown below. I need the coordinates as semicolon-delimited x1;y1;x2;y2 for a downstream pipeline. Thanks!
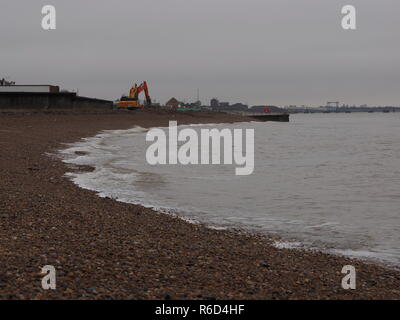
0;83;112;109
0;85;60;93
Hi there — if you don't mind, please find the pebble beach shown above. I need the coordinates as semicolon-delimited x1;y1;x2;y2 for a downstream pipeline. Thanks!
1;109;399;300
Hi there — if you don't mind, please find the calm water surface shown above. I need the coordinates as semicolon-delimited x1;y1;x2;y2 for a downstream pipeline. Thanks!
61;113;400;266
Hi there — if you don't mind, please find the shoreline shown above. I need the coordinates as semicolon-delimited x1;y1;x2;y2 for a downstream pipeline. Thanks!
63;143;400;272
60;118;400;270
1;109;400;299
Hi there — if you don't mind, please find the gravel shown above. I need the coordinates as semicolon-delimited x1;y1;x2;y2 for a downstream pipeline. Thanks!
0;108;399;300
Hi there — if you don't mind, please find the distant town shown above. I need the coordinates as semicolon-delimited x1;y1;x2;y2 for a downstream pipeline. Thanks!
1;78;399;114
163;96;400;114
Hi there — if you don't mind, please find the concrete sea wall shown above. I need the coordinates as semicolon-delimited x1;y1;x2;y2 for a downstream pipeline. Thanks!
0;92;112;109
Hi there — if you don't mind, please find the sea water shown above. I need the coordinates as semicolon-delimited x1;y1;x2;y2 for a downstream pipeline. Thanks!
60;113;400;266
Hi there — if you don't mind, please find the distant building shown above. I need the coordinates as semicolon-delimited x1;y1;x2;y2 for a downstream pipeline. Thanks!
0;84;60;93
249;105;283;113
210;98;219;108
210;98;249;111
0;81;112;109
219;102;230;109
166;97;181;109
230;103;248;111
193;100;201;107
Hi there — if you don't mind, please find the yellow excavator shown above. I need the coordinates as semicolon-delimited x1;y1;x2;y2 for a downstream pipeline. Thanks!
116;81;152;110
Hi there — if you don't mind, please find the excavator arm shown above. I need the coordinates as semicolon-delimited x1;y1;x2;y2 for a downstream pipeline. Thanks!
136;81;152;106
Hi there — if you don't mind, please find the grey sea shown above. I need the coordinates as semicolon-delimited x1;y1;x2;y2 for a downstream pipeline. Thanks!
61;113;400;266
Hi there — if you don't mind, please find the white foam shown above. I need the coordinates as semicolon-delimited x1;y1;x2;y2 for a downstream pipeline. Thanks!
329;248;397;263
273;241;303;250
56;119;400;268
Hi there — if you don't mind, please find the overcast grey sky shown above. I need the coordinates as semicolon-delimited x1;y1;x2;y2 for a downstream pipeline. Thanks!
1;0;399;106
